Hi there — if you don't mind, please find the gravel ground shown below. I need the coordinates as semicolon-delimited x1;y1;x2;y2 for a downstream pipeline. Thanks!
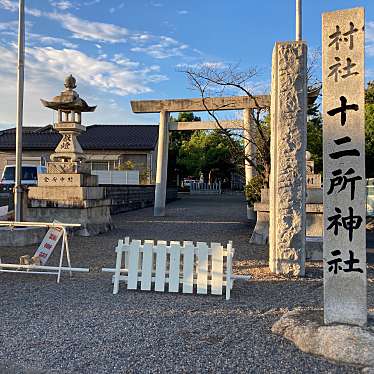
0;194;373;374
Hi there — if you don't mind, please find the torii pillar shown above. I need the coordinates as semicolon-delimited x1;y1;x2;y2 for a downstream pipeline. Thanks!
243;109;256;183
243;109;257;219
154;111;170;216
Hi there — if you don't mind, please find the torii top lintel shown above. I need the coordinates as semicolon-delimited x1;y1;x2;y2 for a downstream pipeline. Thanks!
130;95;270;113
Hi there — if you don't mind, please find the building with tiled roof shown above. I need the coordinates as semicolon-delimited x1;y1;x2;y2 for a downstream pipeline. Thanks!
0;124;159;183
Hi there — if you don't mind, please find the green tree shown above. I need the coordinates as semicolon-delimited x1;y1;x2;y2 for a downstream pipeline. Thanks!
178;130;239;182
307;102;323;173
174;112;201;122
365;105;374;178
364;82;374;177
168;112;201;184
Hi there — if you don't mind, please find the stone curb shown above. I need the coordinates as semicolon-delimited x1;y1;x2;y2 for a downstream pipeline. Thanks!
271;309;374;371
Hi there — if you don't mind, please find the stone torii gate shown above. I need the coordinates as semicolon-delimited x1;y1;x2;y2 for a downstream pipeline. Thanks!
131;95;270;216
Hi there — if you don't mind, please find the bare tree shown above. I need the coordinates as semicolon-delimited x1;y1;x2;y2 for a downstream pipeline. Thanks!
179;63;271;185
179;52;322;188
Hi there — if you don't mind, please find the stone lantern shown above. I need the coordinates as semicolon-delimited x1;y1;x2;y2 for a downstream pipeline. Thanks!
26;75;112;236
40;74;96;168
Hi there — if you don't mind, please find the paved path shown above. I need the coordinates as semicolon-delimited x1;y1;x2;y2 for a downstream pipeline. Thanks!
0;194;372;373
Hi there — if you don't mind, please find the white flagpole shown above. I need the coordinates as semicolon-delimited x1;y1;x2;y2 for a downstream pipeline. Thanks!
14;0;25;221
296;0;302;41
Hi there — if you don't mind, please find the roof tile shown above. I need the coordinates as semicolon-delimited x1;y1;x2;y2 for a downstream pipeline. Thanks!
0;124;158;151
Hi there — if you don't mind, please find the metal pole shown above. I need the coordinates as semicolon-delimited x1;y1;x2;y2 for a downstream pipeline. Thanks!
296;0;302;41
14;0;25;222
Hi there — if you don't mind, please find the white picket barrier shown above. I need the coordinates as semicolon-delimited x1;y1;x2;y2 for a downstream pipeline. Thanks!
102;238;250;300
190;182;222;195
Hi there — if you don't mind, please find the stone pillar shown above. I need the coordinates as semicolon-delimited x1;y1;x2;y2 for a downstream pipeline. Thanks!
243;108;257;220
243;109;256;184
269;41;307;276
154;111;169;216
322;8;366;326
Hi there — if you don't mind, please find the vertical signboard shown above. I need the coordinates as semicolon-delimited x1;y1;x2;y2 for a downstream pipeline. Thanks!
323;8;367;326
34;224;64;265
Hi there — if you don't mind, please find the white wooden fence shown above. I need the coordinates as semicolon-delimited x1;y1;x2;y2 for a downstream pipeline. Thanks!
190;182;222;195
106;238;235;299
91;170;139;185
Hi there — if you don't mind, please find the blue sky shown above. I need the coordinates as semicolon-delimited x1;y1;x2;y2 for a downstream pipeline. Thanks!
0;0;373;128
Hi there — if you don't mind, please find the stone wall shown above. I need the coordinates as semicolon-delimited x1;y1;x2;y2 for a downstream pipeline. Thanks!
3;185;177;216
103;185;177;214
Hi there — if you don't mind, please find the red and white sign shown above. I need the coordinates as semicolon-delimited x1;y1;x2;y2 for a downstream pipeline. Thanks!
34;222;64;265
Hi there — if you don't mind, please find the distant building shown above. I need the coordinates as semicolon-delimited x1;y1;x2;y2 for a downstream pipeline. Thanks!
0;124;158;183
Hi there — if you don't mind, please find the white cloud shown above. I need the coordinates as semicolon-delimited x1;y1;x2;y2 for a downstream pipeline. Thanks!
112;54;140;68
109;2;124;13
366;21;374;56
366;69;374;80
0;0;42;17
27;46;167;95
367;22;374;41
0;20;77;49
28;33;78;49
47;12;129;43
130;33;152;43
150;1;163;7
83;0;101;5
0;20;18;31
0;0;17;11
0;42;168;125
50;1;77;11
44;11;191;59
131;36;188;59
177;10;189;15
26;7;42;17
0;2;192;60
0;41;167;97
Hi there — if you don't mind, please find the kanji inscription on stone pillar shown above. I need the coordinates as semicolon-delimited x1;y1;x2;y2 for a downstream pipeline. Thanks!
322;7;367;326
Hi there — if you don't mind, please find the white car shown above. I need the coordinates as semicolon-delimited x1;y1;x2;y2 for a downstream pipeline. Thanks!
182;179;200;188
0;165;46;192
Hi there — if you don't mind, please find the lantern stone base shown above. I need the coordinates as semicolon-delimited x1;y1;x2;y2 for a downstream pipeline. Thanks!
25;203;112;237
250;188;323;260
25;165;112;236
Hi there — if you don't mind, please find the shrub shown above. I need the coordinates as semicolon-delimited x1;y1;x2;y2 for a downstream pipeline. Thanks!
244;175;264;206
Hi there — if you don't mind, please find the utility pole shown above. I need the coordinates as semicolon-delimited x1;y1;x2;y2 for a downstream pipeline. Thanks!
296;0;302;41
14;0;25;222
